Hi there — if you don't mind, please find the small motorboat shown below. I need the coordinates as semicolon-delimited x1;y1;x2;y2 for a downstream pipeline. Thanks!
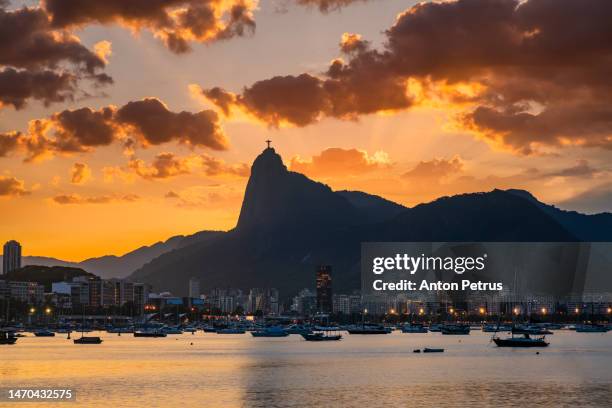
347;324;391;334
251;326;289;337
301;332;342;341
493;333;549;347
74;336;103;344
423;348;444;353
0;330;18;345
401;324;428;333
34;330;55;337
134;330;167;337
441;325;470;335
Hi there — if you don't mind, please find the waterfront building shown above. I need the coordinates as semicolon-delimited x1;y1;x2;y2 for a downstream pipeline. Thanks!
2;240;21;275
316;265;333;313
0;280;44;303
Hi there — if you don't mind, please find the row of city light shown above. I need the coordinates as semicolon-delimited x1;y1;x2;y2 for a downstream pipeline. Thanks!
382;306;612;315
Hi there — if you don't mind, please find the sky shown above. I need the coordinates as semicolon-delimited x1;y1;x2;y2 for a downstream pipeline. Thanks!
1;0;612;260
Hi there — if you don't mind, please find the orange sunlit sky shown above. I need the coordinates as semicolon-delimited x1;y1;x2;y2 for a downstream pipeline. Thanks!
1;0;612;260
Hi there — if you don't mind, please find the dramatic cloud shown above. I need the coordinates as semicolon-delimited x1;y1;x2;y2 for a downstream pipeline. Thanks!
70;162;92;184
402;158;464;184
204;0;612;154
0;3;111;108
0;175;30;196
115;98;226;149
0;68;75;109
107;152;248;180
0;131;23;157
2;98;227;161
290;147;389;177
52;193;140;204
42;0;257;54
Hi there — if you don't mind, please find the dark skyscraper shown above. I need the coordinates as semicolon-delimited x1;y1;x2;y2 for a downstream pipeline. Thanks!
316;265;332;313
2;240;21;275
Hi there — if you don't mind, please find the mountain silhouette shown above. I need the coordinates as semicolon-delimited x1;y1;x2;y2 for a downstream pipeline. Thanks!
128;147;612;298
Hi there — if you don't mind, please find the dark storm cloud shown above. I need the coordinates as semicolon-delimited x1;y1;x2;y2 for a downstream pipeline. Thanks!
42;0;257;54
204;0;612;153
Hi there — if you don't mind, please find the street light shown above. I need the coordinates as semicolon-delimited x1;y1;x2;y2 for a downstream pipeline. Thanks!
45;307;52;315
29;307;36;314
418;308;424;315
479;307;485;315
541;307;547;315
449;307;454;314
513;307;520;315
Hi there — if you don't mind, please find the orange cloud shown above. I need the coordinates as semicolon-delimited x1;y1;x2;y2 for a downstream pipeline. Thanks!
43;0;257;54
204;0;612;154
0;4;111;109
52;193;140;205
0;175;30;197
2;98;228;162
70;162;92;184
290;147;390;177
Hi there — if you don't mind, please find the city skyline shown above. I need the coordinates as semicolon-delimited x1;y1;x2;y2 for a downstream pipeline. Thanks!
2;0;612;260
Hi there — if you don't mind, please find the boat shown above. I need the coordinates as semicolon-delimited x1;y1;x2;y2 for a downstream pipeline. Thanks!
134;330;167;337
313;325;340;331
441;325;470;335
512;326;553;335
575;324;608;333
423;348;444;353
74;336;103;344
251;326;289;337
107;327;133;334
34;330;55;337
482;324;512;333
183;326;197;333
301;332;342;341
0;330;18;345
347;324;391;334
74;310;103;344
493;333;549;347
161;326;184;335
400;324;428;333
216;328;246;334
428;324;442;332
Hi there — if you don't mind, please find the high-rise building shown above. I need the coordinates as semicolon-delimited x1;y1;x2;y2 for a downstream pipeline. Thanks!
2;240;22;275
316;265;333;313
189;277;200;298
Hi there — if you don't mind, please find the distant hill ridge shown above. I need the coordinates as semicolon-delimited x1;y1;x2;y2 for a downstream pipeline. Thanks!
2;231;222;279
